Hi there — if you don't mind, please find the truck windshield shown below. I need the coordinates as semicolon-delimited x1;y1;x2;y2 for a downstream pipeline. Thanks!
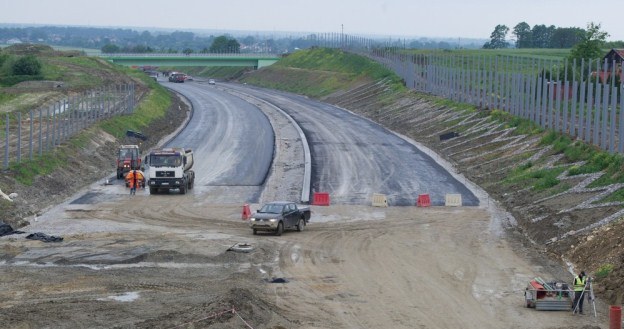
150;155;181;167
259;204;284;213
119;149;138;158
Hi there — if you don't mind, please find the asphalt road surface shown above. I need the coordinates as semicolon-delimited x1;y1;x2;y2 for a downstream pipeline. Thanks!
222;83;478;206
162;82;275;203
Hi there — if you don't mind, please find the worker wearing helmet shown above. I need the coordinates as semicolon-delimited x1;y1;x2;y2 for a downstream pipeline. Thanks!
572;271;587;314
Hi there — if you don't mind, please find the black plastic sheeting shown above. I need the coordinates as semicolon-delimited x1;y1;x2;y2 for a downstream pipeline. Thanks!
126;130;148;141
439;131;460;141
25;232;64;242
269;278;289;284
0;221;25;237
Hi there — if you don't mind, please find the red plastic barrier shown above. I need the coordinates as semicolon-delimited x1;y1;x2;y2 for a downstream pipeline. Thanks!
313;192;330;206
241;204;251;220
610;305;622;329
417;194;431;207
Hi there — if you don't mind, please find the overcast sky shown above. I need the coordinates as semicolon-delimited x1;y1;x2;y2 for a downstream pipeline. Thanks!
1;0;622;41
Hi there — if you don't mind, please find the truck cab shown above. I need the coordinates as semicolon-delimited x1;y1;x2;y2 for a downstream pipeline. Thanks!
144;148;195;194
116;145;141;179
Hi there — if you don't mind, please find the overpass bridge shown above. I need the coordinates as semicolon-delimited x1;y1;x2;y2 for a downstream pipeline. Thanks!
100;53;281;69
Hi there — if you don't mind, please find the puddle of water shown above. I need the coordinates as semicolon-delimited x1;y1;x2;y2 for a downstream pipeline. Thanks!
97;291;140;302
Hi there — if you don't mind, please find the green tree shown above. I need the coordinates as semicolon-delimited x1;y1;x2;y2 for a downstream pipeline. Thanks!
569;22;609;62
182;48;193;55
483;25;509;49
531;24;556;48
101;43;120;53
130;45;153;53
551;27;584;48
209;35;240;53
12;55;41;75
513;22;532;48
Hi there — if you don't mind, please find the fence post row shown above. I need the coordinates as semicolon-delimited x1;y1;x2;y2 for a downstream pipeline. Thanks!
1;84;136;169
362;50;621;155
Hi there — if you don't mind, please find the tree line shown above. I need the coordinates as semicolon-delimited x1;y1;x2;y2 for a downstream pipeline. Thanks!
101;35;241;54
0;25;489;56
0;26;357;54
484;22;624;49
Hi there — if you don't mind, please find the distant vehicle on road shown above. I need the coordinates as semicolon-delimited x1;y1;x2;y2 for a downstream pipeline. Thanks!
208;79;215;85
249;201;311;236
185;75;193;81
168;73;186;83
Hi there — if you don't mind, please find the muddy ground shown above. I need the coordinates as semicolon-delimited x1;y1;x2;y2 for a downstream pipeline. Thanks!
0;78;619;328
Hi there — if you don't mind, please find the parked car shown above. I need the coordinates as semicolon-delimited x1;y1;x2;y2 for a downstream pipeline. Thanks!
208;79;216;85
249;201;311;236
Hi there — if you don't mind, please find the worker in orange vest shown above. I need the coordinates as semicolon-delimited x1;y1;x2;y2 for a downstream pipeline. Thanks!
126;170;143;195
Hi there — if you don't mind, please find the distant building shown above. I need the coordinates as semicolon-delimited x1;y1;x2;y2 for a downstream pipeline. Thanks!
6;38;22;45
603;48;624;66
596;49;624;83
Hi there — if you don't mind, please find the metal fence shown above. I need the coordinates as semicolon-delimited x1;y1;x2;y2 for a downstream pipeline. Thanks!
2;84;137;169
372;52;624;153
306;33;624;154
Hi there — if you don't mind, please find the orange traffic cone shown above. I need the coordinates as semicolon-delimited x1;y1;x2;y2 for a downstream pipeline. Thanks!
242;204;251;220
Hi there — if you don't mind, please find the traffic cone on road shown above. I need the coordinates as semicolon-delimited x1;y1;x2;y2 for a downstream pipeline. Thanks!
242;204;251;220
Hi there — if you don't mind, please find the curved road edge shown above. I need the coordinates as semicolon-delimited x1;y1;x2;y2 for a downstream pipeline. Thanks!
157;87;195;149
219;84;311;203
327;102;517;233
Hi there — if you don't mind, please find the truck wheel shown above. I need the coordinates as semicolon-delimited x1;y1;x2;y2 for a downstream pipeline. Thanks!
297;219;305;232
253;229;258;235
275;222;283;236
180;184;186;194
149;187;157;194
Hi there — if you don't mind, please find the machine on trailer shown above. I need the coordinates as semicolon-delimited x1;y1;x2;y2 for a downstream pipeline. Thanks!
524;277;572;311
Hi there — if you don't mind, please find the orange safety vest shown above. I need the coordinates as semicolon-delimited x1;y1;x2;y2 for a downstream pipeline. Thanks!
127;171;139;188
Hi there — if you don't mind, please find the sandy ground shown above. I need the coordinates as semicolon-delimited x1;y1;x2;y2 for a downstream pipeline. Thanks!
0;181;608;328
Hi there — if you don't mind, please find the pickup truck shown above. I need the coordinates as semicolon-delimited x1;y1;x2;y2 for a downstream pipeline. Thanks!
249;201;311;236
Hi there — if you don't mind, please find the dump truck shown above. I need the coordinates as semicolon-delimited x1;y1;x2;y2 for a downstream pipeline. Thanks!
116;145;141;179
143;147;195;194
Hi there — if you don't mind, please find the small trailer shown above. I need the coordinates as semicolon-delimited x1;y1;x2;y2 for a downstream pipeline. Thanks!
524;278;572;311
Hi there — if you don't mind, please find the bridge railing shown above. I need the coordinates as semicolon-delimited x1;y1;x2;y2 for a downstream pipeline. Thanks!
99;53;281;58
